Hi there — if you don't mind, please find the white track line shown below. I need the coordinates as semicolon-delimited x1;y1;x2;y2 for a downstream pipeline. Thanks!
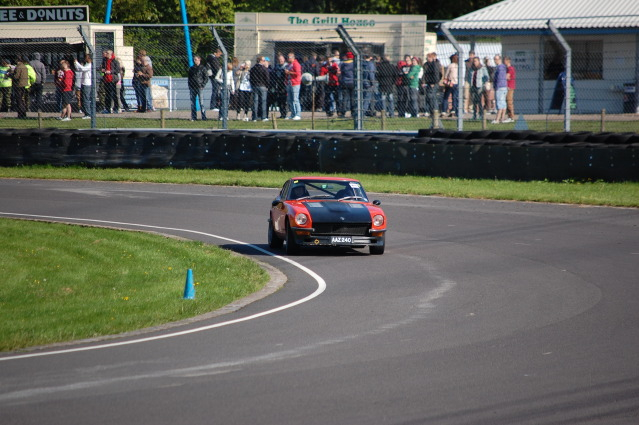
0;212;327;362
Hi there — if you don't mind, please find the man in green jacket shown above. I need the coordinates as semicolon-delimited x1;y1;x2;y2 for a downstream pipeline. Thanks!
0;58;11;113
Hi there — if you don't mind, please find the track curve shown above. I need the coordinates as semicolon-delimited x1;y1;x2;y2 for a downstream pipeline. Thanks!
0;179;638;425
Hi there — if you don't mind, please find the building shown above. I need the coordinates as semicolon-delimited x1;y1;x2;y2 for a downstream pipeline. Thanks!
445;0;639;114
234;13;435;62
0;6;134;82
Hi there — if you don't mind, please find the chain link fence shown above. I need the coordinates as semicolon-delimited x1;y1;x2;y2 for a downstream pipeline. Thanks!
0;21;637;132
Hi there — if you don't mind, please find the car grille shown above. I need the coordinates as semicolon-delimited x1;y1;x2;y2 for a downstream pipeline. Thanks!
313;223;370;236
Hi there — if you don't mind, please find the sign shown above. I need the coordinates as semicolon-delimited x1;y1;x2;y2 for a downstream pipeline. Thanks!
287;16;376;27
0;6;89;23
241;12;427;30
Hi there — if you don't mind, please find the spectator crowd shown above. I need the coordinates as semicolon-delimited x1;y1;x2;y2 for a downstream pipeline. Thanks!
198;49;516;123
0;48;516;123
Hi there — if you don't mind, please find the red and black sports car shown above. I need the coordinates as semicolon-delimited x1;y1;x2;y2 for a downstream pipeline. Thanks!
268;177;387;255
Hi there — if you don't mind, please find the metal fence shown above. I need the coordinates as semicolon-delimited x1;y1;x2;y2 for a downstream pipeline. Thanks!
0;21;637;132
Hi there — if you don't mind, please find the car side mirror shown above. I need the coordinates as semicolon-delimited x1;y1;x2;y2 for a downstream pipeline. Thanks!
373;200;381;206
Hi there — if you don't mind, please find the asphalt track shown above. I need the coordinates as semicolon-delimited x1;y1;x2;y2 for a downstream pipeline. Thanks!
0;179;638;425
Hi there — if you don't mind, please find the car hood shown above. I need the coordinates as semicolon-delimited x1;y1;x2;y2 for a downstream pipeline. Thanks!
302;201;371;223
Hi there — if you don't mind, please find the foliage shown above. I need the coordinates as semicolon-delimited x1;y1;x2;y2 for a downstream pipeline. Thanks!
0;0;504;22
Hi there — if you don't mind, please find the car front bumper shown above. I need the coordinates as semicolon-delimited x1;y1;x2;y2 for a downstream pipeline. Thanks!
290;226;386;248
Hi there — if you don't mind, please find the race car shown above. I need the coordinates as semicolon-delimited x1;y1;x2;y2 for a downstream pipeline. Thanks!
268;177;387;255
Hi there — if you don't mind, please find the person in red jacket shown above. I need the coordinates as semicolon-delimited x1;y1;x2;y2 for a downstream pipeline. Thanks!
319;56;340;117
284;52;302;120
56;60;74;121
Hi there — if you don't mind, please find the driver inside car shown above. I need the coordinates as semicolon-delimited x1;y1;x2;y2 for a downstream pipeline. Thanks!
290;185;310;200
335;186;354;199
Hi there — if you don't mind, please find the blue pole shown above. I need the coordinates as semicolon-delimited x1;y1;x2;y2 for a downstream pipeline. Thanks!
180;0;194;67
180;0;198;110
104;0;113;24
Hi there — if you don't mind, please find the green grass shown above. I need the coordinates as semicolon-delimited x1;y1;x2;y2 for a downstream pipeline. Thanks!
0;219;268;351
1;115;637;133
1;166;638;207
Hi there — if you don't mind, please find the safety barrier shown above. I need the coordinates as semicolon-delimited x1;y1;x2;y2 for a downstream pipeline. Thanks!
0;129;637;181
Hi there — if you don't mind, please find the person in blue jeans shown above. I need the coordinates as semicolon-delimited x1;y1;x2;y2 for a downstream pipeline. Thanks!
492;54;508;124
188;55;208;121
249;56;270;121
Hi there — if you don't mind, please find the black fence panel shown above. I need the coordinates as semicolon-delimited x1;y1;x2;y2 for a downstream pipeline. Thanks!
0;129;637;181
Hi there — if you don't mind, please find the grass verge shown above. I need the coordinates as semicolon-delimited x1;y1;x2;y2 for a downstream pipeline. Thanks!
0;115;638;133
1;166;638;207
0;219;268;352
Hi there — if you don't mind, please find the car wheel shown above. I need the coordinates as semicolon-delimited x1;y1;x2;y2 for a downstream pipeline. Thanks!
285;220;300;255
369;244;385;255
268;219;284;249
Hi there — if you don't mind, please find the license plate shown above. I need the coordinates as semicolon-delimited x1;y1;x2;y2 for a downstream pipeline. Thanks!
330;236;352;245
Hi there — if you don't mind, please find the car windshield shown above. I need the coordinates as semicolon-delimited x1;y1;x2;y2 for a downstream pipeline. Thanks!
287;180;369;202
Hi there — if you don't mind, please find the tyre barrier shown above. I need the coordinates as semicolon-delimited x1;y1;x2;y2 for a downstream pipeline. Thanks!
0;129;637;181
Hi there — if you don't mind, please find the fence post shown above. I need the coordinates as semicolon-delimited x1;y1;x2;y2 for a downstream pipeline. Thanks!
211;26;228;129
601;109;606;132
336;25;362;131
77;24;97;129
440;23;465;131
548;20;572;132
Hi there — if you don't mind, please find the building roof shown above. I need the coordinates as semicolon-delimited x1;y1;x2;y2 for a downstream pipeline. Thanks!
447;0;639;31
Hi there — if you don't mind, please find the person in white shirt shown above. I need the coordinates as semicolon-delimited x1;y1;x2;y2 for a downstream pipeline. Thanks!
74;54;94;119
215;62;235;120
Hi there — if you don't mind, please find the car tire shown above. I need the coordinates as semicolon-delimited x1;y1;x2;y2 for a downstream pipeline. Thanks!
285;220;300;255
268;219;284;249
369;244;385;255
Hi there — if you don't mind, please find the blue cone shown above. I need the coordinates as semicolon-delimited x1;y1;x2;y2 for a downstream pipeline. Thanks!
514;113;529;130
183;269;195;299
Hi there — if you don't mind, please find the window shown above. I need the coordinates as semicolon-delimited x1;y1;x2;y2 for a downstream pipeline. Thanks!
544;38;603;80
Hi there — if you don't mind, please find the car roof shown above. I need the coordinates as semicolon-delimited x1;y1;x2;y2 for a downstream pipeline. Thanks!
291;176;360;182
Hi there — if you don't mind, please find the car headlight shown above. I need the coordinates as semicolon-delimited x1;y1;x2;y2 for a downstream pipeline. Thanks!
373;214;384;227
295;213;308;226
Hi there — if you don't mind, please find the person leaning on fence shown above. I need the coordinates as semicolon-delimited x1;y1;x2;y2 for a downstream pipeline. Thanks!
464;50;475;115
320;56;340;117
187;55;208;121
469;56;489;120
132;55;147;112
138;51;155;111
504;56;516;122
270;54;288;119
376;56;396;118
397;58;411;118
23;56;36;112
441;54;458;117
338;51;355;119
250;55;270;121
422;52;441;118
116;56;130;112
483;56;496;114
285;52;302;120
100;50;120;114
236;60;252;121
215;62;236;121
492;55;508;124
206;49;223;112
74;54;94;119
0;58;12;113
141;57;154;111
407;56;422;119
29;53;46;112
56;60;74;121
362;54;376;117
11;57;29;119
